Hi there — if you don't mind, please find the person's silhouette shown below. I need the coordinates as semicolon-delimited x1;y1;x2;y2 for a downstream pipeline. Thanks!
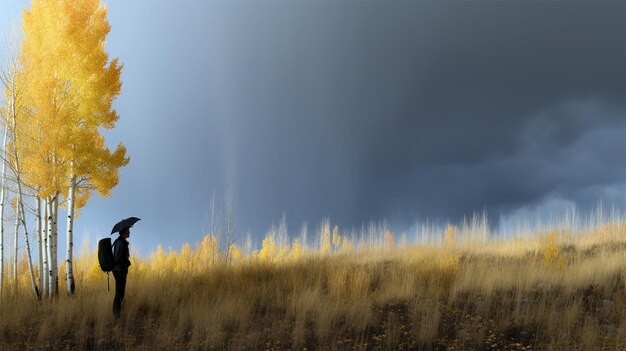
112;227;131;318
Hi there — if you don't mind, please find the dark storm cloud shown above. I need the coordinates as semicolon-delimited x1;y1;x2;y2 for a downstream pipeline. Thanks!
392;100;626;221
210;1;626;234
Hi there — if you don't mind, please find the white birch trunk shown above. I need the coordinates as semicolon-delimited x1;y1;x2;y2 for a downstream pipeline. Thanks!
0;127;6;296
0;203;2;297
65;176;75;295
13;202;19;294
42;199;48;298
15;195;39;299
10;84;40;300
36;198;43;295
46;197;55;298
52;195;58;296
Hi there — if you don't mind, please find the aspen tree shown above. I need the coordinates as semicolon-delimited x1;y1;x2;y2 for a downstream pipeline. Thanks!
52;195;58;296
46;197;55;297
59;0;127;294
0;28;21;298
1;35;40;300
12;198;19;294
9;81;40;300
320;218;331;255
21;0;127;295
0;127;6;295
277;213;287;250
18;0;66;298
41;198;48;297
224;192;235;262
35;197;42;294
299;223;308;251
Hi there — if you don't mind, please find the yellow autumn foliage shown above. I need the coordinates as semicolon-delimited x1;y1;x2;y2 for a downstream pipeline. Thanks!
287;240;302;262
445;224;459;247
258;234;279;263
20;0;128;201
542;230;566;269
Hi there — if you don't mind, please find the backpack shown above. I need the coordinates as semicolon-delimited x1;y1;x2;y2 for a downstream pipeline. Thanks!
98;238;115;272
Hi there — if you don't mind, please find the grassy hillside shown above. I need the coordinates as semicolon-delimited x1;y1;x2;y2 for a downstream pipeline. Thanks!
1;221;626;350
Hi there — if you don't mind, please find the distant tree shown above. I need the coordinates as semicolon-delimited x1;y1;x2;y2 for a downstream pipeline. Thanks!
444;224;458;247
320;218;331;255
223;192;235;262
299;223;308;250
384;230;394;250
277;213;288;249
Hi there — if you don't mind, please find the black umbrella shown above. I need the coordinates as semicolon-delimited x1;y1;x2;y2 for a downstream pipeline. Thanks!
110;217;141;234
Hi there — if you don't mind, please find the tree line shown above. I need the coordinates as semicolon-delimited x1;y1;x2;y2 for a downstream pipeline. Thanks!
0;0;128;299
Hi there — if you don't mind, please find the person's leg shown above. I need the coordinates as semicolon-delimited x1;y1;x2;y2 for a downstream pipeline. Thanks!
113;271;120;317
118;272;126;307
113;271;126;318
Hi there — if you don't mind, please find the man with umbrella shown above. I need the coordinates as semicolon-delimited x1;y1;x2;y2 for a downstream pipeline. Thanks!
111;217;140;318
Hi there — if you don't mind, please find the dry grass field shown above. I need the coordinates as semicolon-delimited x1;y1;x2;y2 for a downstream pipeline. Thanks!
1;219;626;350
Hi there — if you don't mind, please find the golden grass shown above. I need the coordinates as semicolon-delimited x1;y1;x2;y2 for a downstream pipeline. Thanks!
1;222;626;350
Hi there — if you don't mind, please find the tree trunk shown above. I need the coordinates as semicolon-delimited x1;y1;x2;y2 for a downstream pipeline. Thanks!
0;126;7;296
13;201;19;294
46;197;55;298
52;195;58;296
18;196;40;300
9;79;39;300
42;198;48;298
36;198;43;295
65;176;75;295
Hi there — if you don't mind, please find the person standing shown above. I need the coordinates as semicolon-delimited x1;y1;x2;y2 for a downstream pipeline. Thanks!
112;227;131;318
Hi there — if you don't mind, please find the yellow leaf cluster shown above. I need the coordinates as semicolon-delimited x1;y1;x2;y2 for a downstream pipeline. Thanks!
258;234;278;262
542;230;566;269
19;0;128;201
258;234;292;263
287;240;302;261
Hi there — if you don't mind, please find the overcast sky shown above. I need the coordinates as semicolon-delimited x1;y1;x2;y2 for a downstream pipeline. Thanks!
1;1;625;254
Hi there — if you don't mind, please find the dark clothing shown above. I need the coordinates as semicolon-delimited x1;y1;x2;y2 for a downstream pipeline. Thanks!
113;270;126;318
112;236;130;317
112;237;131;273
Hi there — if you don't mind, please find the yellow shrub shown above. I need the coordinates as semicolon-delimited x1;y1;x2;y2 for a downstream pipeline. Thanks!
287;240;302;262
542;230;566;269
259;235;278;262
